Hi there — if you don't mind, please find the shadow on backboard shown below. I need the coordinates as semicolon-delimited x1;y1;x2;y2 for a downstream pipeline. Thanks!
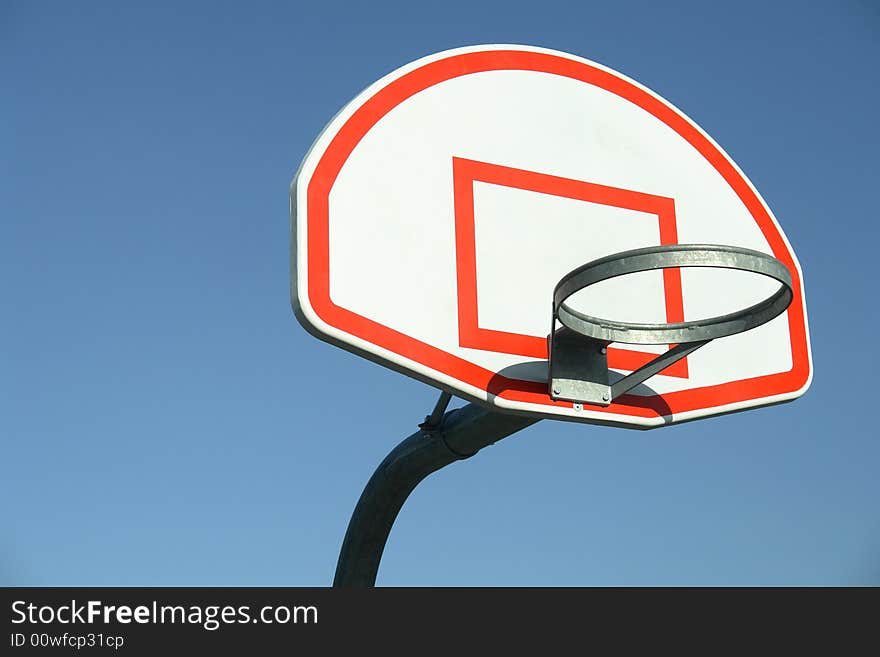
487;360;674;425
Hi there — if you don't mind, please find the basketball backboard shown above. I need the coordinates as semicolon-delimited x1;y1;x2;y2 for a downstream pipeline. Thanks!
291;44;812;428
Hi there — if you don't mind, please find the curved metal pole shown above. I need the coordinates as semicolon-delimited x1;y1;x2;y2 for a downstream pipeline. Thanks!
333;400;539;587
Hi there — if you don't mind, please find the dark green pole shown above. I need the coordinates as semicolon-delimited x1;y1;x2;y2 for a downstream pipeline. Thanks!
333;399;538;587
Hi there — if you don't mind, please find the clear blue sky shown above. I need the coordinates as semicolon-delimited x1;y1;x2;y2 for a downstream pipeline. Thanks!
2;1;878;586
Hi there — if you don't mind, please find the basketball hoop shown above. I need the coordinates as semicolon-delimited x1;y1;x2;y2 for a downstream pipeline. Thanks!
549;244;794;406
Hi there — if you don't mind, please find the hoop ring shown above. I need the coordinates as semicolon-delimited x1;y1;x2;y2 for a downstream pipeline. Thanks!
553;244;793;345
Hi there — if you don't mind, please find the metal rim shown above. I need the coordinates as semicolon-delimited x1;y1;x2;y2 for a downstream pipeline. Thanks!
553;244;794;345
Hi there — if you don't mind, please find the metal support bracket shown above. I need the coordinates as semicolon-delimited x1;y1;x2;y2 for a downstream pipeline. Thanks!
549;328;709;406
419;391;452;430
548;328;612;405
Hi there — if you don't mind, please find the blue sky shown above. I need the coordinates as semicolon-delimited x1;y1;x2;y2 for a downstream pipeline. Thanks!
2;1;878;585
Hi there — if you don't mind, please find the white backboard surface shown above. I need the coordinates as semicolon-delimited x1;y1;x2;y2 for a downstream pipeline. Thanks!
291;45;812;428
